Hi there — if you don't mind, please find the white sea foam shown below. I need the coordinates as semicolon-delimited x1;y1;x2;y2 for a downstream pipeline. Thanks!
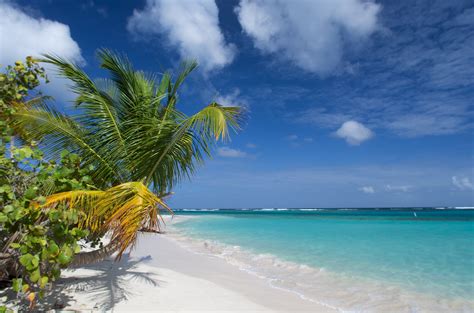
299;208;324;211
166;225;474;313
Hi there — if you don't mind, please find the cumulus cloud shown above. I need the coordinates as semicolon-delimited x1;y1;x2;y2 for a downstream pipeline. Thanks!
289;2;474;138
0;2;83;65
452;176;474;191
128;0;236;72
335;120;374;145
359;186;375;194
217;147;247;158
0;2;83;102
235;0;380;75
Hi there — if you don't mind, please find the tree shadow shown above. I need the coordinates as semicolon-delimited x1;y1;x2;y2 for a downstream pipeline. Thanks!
51;254;163;311
1;254;163;311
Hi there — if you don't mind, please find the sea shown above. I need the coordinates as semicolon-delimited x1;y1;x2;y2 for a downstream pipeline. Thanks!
169;207;474;313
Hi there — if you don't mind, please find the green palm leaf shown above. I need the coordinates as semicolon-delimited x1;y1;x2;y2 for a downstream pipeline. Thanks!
13;49;242;255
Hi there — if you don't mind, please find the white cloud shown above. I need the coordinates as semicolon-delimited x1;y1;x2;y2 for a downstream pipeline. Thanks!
246;143;257;148
385;185;412;192
286;3;474;138
216;89;247;107
335;120;374;145
0;2;83;65
303;137;313;142
0;2;84;102
128;0;236;72
235;0;380;75
359;186;375;194
217;147;247;158
452;176;474;191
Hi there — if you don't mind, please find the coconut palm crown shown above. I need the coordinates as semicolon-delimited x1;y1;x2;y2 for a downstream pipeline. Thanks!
17;49;241;193
14;49;242;257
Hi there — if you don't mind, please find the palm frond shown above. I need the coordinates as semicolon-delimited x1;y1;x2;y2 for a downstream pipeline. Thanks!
169;60;198;105
14;51;243;263
187;102;242;141
41;54;127;164
41;182;172;258
14;105;123;185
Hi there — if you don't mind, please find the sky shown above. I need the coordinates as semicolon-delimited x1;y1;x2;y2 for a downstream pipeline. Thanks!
0;0;473;208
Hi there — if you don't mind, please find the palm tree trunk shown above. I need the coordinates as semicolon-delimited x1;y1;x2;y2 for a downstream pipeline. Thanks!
70;239;121;267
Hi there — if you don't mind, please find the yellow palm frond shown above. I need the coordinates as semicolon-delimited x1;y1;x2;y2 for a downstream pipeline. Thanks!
40;182;172;258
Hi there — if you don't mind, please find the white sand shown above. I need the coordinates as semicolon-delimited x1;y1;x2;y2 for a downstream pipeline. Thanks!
56;229;337;312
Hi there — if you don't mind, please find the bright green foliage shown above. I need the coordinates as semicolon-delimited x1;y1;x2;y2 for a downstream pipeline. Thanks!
15;49;242;195
0;58;94;308
8;51;243;264
0;145;94;304
0;56;48;141
1;52;242;309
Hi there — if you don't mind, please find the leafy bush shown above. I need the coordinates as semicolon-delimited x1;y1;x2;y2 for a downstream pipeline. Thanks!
0;148;95;304
0;58;95;308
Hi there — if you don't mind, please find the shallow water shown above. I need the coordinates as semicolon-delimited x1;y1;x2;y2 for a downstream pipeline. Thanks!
170;208;474;312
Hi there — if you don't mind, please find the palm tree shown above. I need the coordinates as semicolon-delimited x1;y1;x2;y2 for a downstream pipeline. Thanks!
14;49;242;260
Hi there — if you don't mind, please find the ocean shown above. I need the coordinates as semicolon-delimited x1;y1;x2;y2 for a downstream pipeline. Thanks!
169;208;474;312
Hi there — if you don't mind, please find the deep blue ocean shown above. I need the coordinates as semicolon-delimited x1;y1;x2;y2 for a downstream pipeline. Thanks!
171;208;474;312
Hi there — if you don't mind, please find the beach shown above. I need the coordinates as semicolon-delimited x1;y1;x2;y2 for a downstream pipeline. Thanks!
1;1;473;311
55;229;334;312
49;210;473;313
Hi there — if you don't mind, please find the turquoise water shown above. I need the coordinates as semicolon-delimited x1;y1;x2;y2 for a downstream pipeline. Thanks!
173;209;474;303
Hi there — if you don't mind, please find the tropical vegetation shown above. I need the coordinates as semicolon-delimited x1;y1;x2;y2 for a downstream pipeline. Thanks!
0;58;95;309
0;51;241;309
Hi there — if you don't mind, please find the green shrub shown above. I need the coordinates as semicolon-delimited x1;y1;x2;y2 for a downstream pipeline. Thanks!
0;58;95;309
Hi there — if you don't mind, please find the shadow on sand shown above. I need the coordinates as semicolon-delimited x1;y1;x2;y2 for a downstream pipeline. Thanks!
1;254;163;311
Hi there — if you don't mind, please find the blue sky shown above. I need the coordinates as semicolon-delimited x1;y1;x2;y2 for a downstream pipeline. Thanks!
1;0;473;207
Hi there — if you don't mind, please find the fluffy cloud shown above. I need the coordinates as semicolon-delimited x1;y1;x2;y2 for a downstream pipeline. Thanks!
452;176;474;191
0;2;83;102
217;147;247;158
0;2;83;65
335;120;374;145
128;0;235;72
235;0;380;75
290;2;474;138
359;186;375;194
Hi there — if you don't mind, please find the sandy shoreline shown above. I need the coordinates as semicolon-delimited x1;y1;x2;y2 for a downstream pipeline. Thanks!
1;215;333;312
53;226;337;312
3;216;470;312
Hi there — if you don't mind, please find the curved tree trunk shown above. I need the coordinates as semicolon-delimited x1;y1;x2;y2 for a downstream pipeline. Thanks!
71;230;164;267
70;239;121;267
1;231;162;280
